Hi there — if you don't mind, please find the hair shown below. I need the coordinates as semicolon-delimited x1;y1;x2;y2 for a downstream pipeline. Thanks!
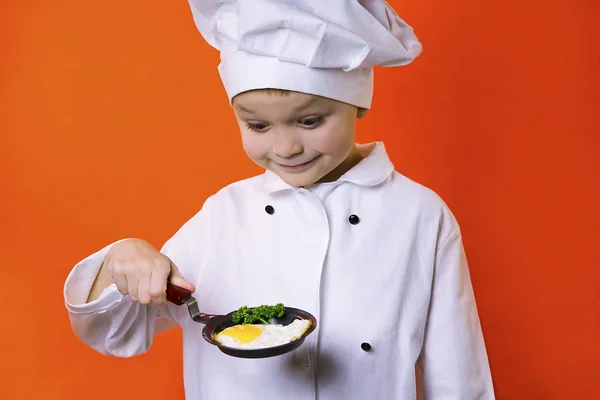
256;88;291;96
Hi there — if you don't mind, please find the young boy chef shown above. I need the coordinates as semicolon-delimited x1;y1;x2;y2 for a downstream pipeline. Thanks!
64;0;495;398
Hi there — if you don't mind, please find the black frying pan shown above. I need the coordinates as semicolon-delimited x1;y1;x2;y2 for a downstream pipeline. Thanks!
166;283;317;358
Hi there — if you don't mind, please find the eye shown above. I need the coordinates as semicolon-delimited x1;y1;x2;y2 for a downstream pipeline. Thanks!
246;122;270;132
298;116;323;129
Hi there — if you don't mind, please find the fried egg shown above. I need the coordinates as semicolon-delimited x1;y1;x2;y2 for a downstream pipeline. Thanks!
213;318;312;349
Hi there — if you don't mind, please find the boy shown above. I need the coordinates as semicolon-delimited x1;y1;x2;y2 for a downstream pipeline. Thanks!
64;0;495;399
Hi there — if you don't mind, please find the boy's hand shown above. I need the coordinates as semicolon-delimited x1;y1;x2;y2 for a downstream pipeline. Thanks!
88;239;195;305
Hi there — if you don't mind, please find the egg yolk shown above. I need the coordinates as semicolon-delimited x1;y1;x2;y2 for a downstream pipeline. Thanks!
217;325;263;343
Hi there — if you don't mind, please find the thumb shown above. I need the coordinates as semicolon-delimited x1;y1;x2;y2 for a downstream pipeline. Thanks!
168;261;196;293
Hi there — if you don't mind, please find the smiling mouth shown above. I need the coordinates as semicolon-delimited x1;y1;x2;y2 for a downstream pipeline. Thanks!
276;156;320;172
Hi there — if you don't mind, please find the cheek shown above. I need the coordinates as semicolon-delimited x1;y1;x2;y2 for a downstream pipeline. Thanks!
241;132;269;160
310;122;355;154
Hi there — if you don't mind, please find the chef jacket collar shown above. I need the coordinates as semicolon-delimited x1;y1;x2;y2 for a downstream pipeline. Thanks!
262;142;394;193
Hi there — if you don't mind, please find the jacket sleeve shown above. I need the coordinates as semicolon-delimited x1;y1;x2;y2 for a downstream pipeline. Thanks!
418;222;495;399
63;197;213;358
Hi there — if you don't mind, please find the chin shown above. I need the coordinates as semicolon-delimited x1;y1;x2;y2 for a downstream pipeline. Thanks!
281;174;318;187
275;168;329;187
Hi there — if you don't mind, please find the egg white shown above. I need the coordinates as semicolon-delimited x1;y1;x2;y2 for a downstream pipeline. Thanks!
214;318;312;349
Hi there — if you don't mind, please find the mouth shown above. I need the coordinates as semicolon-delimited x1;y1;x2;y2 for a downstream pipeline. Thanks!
275;156;320;172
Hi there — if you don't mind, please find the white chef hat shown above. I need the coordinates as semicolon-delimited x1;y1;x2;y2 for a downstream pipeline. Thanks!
187;0;422;109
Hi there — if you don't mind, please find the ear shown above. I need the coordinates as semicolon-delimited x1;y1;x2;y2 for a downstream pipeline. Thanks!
357;108;369;119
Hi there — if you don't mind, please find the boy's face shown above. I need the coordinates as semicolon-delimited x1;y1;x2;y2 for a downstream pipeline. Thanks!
233;90;360;187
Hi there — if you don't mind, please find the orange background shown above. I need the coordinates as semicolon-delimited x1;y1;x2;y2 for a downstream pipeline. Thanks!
1;0;599;399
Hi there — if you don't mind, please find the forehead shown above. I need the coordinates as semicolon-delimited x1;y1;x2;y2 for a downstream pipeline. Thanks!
233;90;335;114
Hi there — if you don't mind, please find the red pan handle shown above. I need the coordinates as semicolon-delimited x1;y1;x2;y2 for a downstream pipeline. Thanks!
166;282;193;305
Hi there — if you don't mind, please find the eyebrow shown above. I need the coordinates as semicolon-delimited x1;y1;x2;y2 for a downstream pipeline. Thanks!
292;97;324;113
235;104;254;114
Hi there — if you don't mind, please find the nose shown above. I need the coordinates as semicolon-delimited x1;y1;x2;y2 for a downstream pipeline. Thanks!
272;128;303;158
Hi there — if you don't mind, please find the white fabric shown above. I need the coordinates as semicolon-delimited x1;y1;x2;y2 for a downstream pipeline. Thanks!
187;0;423;108
64;142;495;399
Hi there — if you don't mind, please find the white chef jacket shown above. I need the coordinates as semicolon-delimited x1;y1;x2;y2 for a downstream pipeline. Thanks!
64;142;495;399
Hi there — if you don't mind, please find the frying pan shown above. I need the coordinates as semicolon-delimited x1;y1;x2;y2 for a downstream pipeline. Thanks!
166;283;317;358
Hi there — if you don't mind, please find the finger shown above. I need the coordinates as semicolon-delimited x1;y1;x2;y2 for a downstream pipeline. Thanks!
112;274;129;294
168;260;195;292
151;290;166;307
127;275;139;302
149;264;169;306
137;273;151;305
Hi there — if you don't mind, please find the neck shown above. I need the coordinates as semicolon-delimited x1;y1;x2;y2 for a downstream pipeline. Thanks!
316;144;363;184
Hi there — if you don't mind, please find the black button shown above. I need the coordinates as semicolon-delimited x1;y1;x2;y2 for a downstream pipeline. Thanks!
265;205;275;215
361;342;371;351
349;214;360;225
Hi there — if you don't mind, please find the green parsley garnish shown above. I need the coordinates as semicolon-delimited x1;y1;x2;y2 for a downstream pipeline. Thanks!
231;303;285;325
